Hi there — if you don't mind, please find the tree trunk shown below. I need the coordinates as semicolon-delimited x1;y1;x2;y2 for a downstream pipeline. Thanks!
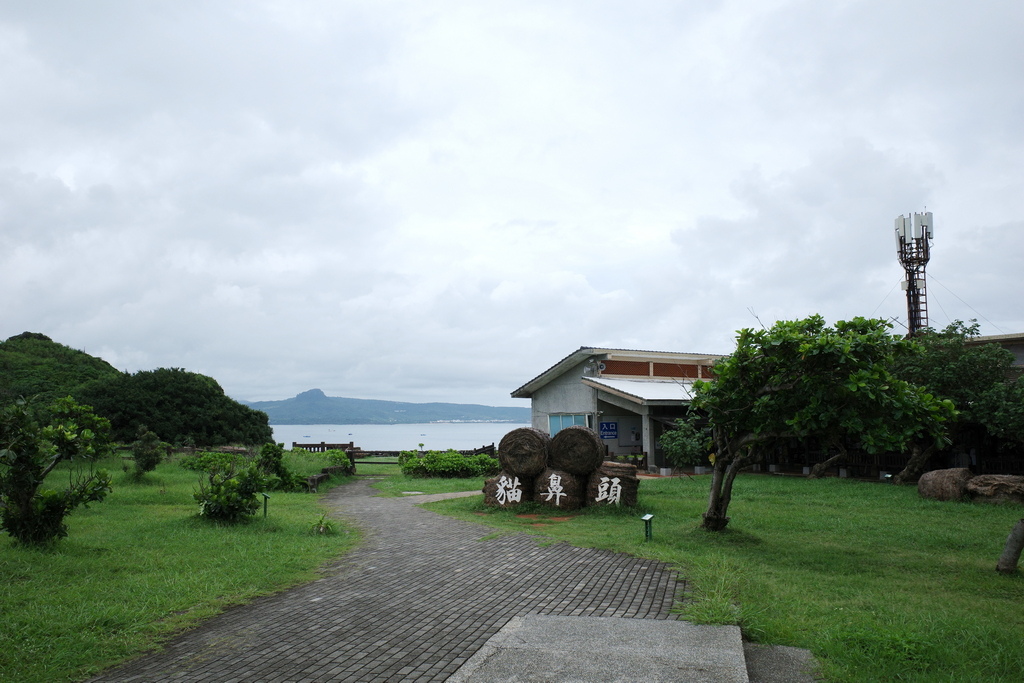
892;443;936;486
702;455;730;531
702;445;754;531
809;440;846;479
996;519;1024;575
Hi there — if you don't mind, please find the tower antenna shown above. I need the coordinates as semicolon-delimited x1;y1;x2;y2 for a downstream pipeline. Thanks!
894;211;934;336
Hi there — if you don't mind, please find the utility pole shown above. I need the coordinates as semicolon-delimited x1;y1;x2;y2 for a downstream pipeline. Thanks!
894;211;934;336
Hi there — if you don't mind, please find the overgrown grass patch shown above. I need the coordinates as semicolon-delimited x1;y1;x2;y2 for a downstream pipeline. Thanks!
425;473;1024;682
0;454;357;683
350;457;406;478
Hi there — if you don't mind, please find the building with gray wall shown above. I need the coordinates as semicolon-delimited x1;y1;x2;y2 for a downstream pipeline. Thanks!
511;347;722;472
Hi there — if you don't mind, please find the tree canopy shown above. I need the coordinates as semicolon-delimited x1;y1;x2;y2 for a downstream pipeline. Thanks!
75;368;272;446
692;315;955;530
892;320;1024;459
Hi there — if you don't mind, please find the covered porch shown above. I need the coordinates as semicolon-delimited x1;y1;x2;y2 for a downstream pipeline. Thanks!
582;376;695;472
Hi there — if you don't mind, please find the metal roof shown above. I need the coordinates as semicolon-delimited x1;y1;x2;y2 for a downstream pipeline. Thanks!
511;346;721;399
582;376;697;405
966;333;1024;343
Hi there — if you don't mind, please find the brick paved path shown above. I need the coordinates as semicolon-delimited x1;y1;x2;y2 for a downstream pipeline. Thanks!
91;478;681;682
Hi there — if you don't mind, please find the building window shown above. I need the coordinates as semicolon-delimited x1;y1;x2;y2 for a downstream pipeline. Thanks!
549;414;588;435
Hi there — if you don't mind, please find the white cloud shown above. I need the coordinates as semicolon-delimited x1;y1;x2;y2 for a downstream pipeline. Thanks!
2;0;1022;405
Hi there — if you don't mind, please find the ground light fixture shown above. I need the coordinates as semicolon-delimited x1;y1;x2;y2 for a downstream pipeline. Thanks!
262;492;271;518
641;513;654;541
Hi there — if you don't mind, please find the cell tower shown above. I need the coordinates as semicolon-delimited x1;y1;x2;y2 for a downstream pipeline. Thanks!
894;211;934;336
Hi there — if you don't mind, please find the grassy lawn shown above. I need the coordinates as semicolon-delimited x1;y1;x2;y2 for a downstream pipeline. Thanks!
424;473;1024;682
7;458;1022;682
0;453;357;683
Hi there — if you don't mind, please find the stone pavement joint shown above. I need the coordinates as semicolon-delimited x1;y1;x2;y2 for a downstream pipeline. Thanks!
90;478;682;682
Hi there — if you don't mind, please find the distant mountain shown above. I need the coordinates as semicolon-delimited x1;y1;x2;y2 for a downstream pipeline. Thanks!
242;389;530;425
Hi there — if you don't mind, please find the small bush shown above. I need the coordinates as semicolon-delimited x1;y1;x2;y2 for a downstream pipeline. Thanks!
130;425;168;479
309;513;337;535
0;397;113;545
400;449;500;478
193;462;266;522
322;449;354;472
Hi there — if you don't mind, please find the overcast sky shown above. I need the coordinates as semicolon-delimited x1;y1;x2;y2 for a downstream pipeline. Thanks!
2;1;1021;406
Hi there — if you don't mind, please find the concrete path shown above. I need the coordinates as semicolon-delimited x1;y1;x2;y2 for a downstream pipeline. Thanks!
90;478;685;682
448;615;749;682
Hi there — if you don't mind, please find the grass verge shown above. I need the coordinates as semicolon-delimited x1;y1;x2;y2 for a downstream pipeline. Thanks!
424;473;1024;682
0;454;357;683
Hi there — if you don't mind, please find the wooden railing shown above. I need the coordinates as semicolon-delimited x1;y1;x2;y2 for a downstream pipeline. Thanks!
290;441;355;453
291;442;497;460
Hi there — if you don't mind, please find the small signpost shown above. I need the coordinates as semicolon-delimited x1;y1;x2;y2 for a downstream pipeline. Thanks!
641;513;654;541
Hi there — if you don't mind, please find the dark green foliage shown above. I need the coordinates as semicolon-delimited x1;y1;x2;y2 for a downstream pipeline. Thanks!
0;332;121;405
658;414;710;467
193;461;267;522
256;442;307;491
76;367;273;446
893;320;1024;453
0;333;272;447
180;450;248;472
893;321;1013;414
129;425;167;480
399;449;501;478
973;379;1024;445
0;397;113;545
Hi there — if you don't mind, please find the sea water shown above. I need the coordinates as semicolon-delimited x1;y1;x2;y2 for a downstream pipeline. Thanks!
272;423;530;452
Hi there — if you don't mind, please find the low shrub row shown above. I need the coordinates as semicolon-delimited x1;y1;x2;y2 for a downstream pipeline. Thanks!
399;449;500;478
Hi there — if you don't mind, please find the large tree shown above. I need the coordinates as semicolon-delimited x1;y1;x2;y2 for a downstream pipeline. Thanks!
692;316;954;531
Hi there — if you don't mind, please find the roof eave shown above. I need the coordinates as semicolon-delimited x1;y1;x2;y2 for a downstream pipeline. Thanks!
510;347;610;398
582;378;694;406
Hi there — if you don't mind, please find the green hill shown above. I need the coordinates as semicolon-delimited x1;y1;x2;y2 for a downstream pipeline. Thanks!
0;333;271;446
0;332;122;404
243;389;530;425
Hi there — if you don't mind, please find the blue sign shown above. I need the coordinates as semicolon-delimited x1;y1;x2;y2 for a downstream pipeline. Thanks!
599;421;618;439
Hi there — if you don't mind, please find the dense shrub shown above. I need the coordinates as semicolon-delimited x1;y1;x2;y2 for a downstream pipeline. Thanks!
130;425;168;479
658;416;711;468
322;449;354;471
399;449;500;478
255;442;306;491
193;462;266;522
0;397;113;545
180;450;248;473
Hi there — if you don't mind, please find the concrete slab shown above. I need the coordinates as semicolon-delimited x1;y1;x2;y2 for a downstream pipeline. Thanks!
744;643;819;683
448;615;749;683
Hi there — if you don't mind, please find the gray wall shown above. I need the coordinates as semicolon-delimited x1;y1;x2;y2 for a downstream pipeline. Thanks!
530;360;595;431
